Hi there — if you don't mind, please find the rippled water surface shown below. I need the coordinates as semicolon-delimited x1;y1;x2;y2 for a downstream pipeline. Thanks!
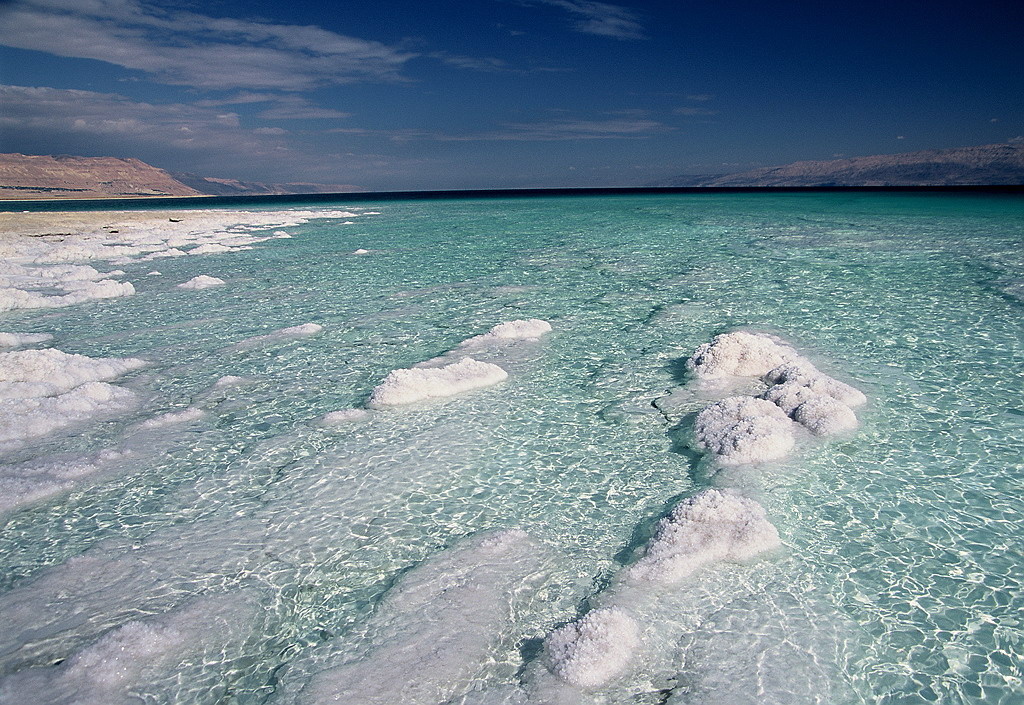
1;193;1022;704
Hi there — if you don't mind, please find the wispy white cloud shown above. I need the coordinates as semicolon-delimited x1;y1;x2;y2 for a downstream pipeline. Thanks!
0;83;289;155
533;1;646;40
674;107;717;116
0;0;415;89
330;118;668;141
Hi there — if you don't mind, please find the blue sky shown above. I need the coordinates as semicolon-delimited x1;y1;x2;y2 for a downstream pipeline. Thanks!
1;0;1022;190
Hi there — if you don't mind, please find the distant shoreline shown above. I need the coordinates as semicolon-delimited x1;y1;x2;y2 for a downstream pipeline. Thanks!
3;184;1023;212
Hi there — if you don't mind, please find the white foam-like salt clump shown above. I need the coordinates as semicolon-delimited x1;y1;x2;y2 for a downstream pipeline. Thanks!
545;607;640;688
0;280;135;311
212;375;245;387
458;319;553;347
1;382;137;447
792;396;859;436
0;332;53;347
0;349;146;399
137;407;205;430
0;349;144;447
692;396;795;465
687;331;797;379
764;360;867;408
177;275;225;290
368;357;508;407
628;489;781;584
319;408;370;426
352;248;370;254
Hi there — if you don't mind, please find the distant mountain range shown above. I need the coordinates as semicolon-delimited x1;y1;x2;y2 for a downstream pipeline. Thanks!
3;143;1023;200
0;153;358;200
664;142;1024;187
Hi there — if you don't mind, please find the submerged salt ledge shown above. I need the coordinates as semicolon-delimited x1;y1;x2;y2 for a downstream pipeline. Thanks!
228;322;323;350
545;608;640;688
0;332;53;347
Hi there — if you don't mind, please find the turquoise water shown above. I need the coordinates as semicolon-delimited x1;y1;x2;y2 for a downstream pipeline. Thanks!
0;193;1022;704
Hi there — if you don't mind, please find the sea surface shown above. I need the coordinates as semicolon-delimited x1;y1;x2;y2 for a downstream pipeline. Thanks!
0;192;1022;704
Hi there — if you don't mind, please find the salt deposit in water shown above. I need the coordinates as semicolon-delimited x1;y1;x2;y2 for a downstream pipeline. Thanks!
177;275;225;290
691;396;796;465
0;332;53;347
627;489;781;584
544;607;640;688
368;357;508;407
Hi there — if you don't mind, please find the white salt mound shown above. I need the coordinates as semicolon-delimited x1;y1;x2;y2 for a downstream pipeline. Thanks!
177;275;225;290
459;319;553;347
1;382;136;446
545;607;640;688
760;381;822;415
628;489;781;584
352;248;370;255
0;349;146;399
212;375;246;387
792;396;859;435
764;360;867;407
692;396;795;465
0;332;53;348
368;357;508;407
686;331;797;379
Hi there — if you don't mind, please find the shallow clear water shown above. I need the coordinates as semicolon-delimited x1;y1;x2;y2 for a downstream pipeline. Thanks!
1;193;1022;704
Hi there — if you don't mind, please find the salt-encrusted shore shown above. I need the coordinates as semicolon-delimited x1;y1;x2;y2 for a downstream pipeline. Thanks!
0;210;209;239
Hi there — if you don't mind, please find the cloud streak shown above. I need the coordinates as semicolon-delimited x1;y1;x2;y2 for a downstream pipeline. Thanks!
534;1;646;40
0;0;415;90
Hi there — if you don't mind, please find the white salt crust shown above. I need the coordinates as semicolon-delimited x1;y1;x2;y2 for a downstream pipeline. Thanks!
368;357;508;407
692;396;796;465
545;607;640;688
177;275;225;290
686;331;797;379
0;449;125;514
457;319;553;348
0;349;145;447
0;208;369;312
628;489;781;584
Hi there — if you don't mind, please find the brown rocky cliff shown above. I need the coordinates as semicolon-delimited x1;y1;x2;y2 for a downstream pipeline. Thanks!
0;153;203;199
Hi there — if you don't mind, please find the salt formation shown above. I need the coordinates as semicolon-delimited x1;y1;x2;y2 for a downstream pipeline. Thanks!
0;349;145;447
684;331;867;456
0;208;370;312
544;608;640;688
368;357;508;407
628;489;781;584
0;332;53;347
0;449;124;514
686;331;797;379
177;275;225;290
301;529;547;705
0;592;258;705
458;319;553;348
692;397;796;465
137;407;205;429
